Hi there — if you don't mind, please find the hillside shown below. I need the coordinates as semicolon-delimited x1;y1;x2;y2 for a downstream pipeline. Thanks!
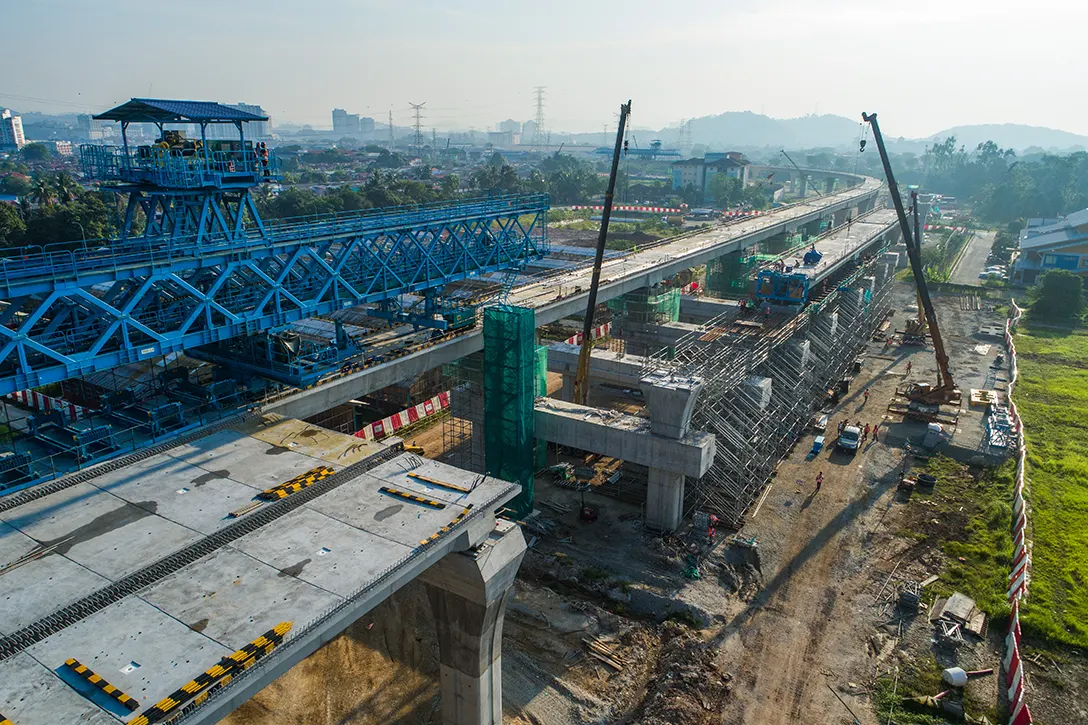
923;123;1088;151
661;112;1088;153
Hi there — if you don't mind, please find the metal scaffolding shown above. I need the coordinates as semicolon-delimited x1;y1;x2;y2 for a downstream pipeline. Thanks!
639;253;895;525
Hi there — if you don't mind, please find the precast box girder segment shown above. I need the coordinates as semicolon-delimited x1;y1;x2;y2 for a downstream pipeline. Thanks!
0;194;549;395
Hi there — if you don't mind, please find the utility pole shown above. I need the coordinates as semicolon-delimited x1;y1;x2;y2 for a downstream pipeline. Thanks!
573;99;631;406
409;102;426;158
388;109;395;148
532;86;547;149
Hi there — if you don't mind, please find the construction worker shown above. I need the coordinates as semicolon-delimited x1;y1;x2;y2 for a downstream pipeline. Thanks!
863;389;870;405
816;471;824;492
838;420;845;435
863;423;871;442
905;360;913;375
872;423;880;442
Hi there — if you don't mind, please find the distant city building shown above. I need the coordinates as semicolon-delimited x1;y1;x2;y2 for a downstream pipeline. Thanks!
77;113;110;140
522;120;537;141
232;103;271;138
188;103;271;140
1012;209;1088;284
0;109;26;150
487;130;520;148
497;119;521;135
332;108;369;135
670;152;750;198
51;140;73;156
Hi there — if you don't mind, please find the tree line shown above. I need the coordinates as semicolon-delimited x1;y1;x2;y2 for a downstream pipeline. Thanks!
0;171;112;249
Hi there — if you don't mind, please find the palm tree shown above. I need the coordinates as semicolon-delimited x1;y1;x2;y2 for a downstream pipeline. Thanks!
30;176;54;207
54;172;77;205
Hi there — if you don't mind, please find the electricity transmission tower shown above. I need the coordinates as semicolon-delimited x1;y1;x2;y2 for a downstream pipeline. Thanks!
388;109;395;147
532;86;547;149
409;102;426;157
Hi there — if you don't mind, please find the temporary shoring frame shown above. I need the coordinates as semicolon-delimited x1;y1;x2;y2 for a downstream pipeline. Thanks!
643;253;896;525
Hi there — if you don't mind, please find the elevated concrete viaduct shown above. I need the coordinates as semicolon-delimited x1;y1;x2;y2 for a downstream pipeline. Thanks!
267;178;882;422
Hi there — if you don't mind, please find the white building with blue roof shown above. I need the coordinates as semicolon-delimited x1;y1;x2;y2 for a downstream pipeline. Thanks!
1013;209;1088;284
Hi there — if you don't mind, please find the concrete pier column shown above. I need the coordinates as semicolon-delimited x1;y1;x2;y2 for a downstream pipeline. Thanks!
646;467;685;531
560;374;575;402
825;177;835;194
422;520;527;725
797;175;808;198
639;371;704;531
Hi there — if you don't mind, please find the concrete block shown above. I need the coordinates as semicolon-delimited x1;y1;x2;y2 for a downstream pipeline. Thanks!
743;375;773;411
640;371;703;439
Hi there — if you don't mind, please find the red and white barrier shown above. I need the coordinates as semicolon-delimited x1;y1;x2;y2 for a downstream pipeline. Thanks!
570;205;685;214
353;391;450;441
1002;299;1033;725
5;389;89;420
563;321;612;346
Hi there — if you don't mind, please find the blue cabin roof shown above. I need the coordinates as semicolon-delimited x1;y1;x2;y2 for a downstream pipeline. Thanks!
94;98;268;124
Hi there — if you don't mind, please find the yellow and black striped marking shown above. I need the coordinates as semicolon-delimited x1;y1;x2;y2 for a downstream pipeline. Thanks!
64;657;139;711
0;713;12;725
407;471;472;493
379;486;446;509
257;466;334;501
419;505;474;547
129;622;292;725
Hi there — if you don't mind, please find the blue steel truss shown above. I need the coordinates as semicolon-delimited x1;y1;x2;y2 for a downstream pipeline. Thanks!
0;193;549;395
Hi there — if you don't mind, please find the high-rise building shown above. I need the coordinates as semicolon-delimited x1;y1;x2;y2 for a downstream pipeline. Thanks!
332;108;363;135
359;116;375;133
77;114;109;140
232;102;271;138
0;109;26;150
497;119;521;134
190;103;271;140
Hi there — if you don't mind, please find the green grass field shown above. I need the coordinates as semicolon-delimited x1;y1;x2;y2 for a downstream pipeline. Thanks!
1013;323;1088;647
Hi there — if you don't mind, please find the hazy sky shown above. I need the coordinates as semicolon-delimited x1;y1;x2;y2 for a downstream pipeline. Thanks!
3;0;1086;138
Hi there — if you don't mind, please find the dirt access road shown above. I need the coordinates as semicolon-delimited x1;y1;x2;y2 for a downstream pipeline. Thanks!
713;351;912;725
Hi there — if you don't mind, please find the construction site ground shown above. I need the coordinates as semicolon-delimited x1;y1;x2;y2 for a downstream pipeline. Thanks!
223;287;1086;724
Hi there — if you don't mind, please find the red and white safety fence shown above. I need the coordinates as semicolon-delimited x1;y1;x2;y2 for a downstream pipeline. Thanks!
5;389;89;420
569;205;685;214
563;321;612;346
923;224;968;233
723;209;767;218
1003;299;1033;725
353;391;450;441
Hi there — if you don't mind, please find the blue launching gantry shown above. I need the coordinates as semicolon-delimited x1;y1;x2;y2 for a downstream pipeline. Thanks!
0;99;548;395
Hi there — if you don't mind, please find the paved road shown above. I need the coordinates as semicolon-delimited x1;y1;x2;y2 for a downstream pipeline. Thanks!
950;230;996;285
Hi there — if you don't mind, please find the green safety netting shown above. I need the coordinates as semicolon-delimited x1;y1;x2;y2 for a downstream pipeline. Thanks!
606;287;680;323
483;305;536;518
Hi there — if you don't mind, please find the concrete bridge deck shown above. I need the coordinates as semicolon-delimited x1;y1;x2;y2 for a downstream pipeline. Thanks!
0;417;518;725
783;208;899;284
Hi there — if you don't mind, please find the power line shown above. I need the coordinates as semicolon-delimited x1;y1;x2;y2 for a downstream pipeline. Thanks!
409;102;426;157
